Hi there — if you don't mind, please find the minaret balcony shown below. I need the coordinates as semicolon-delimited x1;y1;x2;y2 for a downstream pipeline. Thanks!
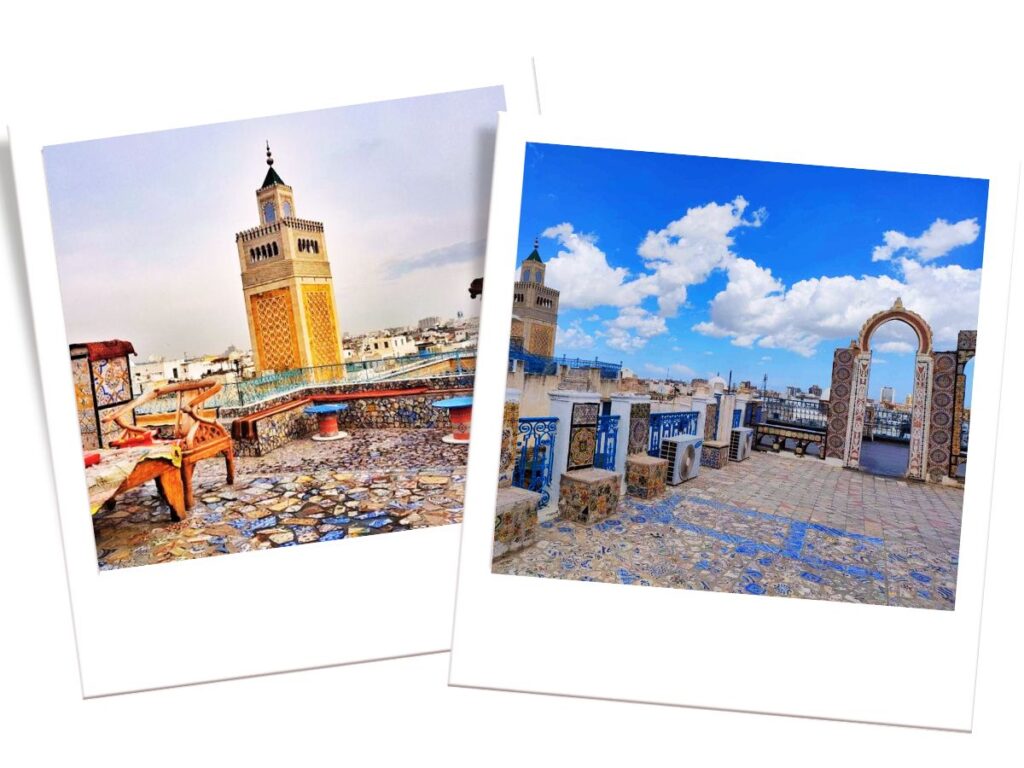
236;217;325;242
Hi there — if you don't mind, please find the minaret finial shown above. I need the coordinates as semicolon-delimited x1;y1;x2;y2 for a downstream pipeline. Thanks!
534;236;539;249
266;141;274;167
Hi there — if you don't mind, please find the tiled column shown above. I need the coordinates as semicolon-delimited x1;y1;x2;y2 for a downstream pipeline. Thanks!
610;393;650;492
547;390;602;520
498;388;521;488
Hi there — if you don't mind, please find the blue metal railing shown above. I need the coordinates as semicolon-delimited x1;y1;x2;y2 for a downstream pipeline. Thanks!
594;414;620;470
648;411;699;456
508;342;622;379
513;417;558;507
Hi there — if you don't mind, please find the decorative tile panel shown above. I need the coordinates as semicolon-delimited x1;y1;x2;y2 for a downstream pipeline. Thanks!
627;402;650;455
825;347;855;460
90;356;131;407
567;402;598;471
251;287;300;372
301;283;341;367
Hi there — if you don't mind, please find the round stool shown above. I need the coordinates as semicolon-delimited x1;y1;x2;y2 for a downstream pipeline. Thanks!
432;396;473;445
304;403;350;441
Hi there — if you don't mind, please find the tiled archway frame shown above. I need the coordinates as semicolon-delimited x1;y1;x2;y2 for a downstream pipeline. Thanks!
827;299;935;481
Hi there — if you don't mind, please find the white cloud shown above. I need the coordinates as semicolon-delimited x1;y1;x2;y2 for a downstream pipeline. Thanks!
556;321;595;350
601;306;668;352
760;355;772;362
585;313;601;322
692;255;980;356
871;217;979;262
541;223;649;309
635;196;765;317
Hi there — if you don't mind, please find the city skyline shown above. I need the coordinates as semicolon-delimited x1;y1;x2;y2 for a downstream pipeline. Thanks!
43;86;505;359
517;143;986;405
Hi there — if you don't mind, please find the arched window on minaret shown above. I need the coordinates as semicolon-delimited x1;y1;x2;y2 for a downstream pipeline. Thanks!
520;237;545;284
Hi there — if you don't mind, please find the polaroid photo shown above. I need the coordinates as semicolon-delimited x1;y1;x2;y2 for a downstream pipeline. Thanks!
10;64;537;696
450;112;1016;730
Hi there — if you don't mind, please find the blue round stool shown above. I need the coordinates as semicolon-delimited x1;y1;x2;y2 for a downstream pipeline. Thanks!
304;403;349;441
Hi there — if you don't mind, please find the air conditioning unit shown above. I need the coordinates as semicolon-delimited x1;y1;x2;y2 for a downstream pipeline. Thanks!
660;434;703;485
730;427;754;462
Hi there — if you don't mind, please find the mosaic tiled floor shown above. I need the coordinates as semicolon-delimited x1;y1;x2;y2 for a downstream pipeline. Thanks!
92;429;466;570
493;452;963;610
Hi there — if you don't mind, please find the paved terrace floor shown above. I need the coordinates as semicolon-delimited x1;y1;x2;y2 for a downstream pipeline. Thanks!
93;429;466;570
493;451;963;610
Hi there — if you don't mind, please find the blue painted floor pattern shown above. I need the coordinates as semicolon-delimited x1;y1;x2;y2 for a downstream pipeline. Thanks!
494;486;958;610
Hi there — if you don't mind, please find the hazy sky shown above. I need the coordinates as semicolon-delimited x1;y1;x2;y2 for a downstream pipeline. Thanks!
44;86;505;360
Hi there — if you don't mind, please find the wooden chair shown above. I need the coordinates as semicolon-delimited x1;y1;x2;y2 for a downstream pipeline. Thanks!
102;378;235;511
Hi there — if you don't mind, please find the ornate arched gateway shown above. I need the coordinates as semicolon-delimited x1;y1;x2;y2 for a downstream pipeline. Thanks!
824;298;975;484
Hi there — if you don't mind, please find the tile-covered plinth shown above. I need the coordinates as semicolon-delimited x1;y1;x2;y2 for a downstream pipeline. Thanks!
558;467;622;525
701;439;730;470
493;485;541;559
626;454;668;499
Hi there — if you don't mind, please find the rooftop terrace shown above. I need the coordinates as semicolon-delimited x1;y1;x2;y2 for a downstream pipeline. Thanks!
494;450;962;610
93;428;466;569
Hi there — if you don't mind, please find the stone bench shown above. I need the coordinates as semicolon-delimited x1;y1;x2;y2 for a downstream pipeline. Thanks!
626;454;668;499
558;467;621;525
700;439;731;470
493;486;542;559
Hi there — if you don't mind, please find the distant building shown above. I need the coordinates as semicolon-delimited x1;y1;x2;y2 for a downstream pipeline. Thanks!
880;385;895;404
354;332;418;360
785;385;803;398
418;316;441;331
511;238;559;357
808;384;823;397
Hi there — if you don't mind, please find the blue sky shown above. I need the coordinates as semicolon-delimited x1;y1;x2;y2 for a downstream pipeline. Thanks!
43;86;504;359
516;143;987;404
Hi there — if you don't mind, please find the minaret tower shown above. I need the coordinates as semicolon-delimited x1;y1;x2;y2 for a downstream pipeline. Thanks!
236;143;344;374
511;237;560;357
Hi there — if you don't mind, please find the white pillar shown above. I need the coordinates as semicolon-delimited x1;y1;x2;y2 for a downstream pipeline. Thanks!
716;393;738;443
691;396;709;440
734;394;751;428
547;390;602;521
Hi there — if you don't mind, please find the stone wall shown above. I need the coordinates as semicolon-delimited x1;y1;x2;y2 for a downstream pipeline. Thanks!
235;406;318;457
338;391;464;430
230;378;472;456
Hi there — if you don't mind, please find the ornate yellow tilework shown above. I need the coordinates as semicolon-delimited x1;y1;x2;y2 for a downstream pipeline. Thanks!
528;323;555;357
301;284;341;367
251;288;300;372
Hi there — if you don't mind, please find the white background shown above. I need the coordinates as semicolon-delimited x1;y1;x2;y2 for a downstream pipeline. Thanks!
2;1;1022;764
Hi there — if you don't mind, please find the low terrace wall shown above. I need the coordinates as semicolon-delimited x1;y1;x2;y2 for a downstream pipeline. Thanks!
227;375;474;457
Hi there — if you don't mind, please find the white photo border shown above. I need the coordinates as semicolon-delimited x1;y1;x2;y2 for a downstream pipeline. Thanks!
10;63;538;697
449;112;1018;731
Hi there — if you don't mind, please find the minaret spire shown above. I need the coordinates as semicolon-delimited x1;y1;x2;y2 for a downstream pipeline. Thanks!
266;140;274;167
